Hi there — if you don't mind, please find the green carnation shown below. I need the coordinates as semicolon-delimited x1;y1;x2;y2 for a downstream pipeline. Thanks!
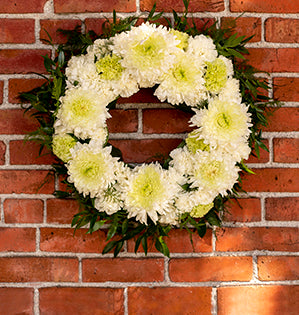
96;54;124;81
186;131;210;154
52;134;77;162
205;58;227;93
190;203;213;218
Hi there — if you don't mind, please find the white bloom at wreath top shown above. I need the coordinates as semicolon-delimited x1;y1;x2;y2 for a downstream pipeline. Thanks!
55;87;111;140
123;164;180;225
112;22;180;88
154;51;206;106
67;142;119;198
187;34;218;63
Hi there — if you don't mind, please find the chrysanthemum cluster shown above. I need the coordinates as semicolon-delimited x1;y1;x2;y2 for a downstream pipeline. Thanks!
52;22;252;225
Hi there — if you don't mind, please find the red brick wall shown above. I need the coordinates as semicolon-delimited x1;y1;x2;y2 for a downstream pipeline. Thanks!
0;0;298;314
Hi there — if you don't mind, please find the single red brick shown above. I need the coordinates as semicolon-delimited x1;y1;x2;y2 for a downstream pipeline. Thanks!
230;0;299;13
0;19;35;43
54;0;136;13
107;109;138;133
247;48;299;73
82;258;164;282
273;78;299;102
221;17;261;42
265;197;299;221
241;168;299;192
0;0;47;13
0;109;39;134
216;227;299;252
246;140;269;163
40;19;82;44
258;256;299;281
0;257;78;282
0;81;3;104
264;108;299;132
0;288;33;315
8;78;46;104
0;228;35;252
127;228;212;253
141;0;224;12
224;198;261;222
109;138;182;163
0;49;50;74
0;141;5;165
47;199;79;224
128;287;212;314
9;140;56;165
265;18;299;43
117;88;161;104
169;256;252;282
85;18;107;35
143;109;193;134
40;228;108;253
218;285;299;315
3;199;44;223
273;138;299;163
0;170;54;194
39;287;124;314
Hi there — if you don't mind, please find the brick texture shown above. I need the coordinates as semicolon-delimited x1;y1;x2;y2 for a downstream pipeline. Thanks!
0;257;78;282
265;18;299;43
169;257;253;282
3;199;44;223
54;0;136;13
216;227;299;252
265;197;299;221
128;287;212;314
224;198;261;222
273;78;299;102
0;19;35;43
46;199;79;224
141;0;225;12
273;138;299;163
230;0;299;13
0;0;47;13
82;258;164;282
218;286;299;315
0;288;34;314
258;256;299;280
39;287;124;314
0;228;36;252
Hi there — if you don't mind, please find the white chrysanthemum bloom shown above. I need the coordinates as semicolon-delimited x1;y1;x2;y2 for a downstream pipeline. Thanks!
217;139;251;162
123;164;179;225
187;35;218;63
67;142;119;198
175;189;214;214
112;22;180;87
219;55;234;77
55;87;111;140
95;184;123;215
190;98;252;147
189;150;240;196
169;146;194;178
87;38;112;58
95;54;139;98
154;51;206;106
218;78;242;104
170;29;189;50
52;133;77;162
65;54;98;89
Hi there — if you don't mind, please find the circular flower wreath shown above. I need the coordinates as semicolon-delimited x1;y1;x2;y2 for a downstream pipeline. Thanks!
23;11;274;256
